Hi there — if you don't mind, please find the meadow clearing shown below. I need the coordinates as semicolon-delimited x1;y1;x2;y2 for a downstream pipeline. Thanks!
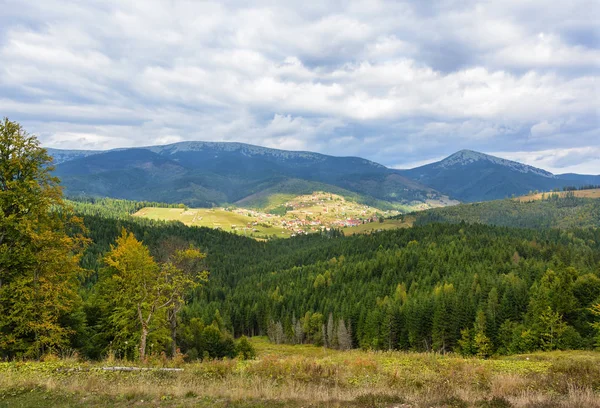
1;338;599;408
515;189;600;202
133;207;292;238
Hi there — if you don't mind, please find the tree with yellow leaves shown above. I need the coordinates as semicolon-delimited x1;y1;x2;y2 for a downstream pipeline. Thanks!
0;118;88;359
100;229;206;361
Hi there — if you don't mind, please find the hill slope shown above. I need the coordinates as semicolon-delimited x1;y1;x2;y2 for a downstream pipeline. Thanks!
412;193;600;229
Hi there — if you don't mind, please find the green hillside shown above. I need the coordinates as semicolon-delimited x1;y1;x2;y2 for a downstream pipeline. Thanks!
413;194;600;229
73;207;600;358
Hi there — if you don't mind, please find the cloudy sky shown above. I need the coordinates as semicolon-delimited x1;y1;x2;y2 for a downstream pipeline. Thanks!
1;0;599;174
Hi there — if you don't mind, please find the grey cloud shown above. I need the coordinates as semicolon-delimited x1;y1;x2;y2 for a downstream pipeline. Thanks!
0;0;598;173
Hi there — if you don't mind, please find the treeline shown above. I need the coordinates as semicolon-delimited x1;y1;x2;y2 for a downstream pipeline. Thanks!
198;224;600;355
66;196;185;219
413;196;600;229
562;185;600;191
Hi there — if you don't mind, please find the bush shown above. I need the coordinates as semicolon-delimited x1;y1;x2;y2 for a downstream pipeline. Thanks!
236;336;256;360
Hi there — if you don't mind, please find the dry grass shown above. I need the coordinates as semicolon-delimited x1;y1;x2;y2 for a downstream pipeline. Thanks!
515;188;600;202
1;338;599;407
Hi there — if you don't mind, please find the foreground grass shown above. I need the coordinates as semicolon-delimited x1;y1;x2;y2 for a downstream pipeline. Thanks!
1;338;599;408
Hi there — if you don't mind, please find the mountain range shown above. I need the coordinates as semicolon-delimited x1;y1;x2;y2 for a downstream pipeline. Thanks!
47;142;599;208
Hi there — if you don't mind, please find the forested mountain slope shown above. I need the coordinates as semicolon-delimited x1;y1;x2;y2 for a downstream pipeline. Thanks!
413;194;600;229
51;142;441;208
50;144;598;208
77;205;600;357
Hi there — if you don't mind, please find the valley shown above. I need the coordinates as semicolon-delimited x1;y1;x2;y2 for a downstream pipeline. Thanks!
133;192;401;238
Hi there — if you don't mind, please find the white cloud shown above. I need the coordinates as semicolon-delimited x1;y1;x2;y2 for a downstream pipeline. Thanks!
493;147;600;175
530;121;561;139
488;33;600;69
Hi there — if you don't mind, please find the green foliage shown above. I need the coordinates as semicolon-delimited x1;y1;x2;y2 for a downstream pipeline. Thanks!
66;197;182;220
0;118;88;359
537;307;568;351
590;303;600;349
414;196;600;229
93;229;207;361
178;317;238;361
236;336;256;360
75;206;600;357
6;118;599;363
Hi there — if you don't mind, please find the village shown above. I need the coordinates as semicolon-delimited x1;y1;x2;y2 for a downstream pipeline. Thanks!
134;192;400;239
229;192;397;237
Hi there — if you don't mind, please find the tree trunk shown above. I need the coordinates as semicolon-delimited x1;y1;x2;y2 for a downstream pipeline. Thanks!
137;304;150;361
139;325;148;361
168;308;177;357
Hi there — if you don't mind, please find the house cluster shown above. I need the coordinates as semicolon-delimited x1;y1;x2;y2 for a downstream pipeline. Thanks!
331;218;363;228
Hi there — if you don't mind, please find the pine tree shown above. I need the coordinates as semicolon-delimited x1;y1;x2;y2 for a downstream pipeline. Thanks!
591;303;600;349
538;306;567;351
293;319;304;344
163;246;207;356
473;310;492;358
432;283;457;353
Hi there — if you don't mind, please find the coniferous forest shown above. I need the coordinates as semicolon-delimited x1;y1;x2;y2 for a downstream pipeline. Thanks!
2;118;600;363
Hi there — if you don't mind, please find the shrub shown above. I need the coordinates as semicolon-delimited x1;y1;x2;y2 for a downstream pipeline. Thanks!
236;336;256;360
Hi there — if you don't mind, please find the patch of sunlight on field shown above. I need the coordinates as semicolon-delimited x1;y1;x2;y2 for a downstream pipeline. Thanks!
246;336;560;375
516;188;600;202
132;207;291;239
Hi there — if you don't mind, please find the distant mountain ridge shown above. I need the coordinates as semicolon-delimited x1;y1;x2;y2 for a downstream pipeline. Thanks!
50;141;441;208
434;150;554;178
47;142;598;207
400;149;595;202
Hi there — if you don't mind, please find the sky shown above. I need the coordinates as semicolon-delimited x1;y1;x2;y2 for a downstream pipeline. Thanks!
1;0;599;174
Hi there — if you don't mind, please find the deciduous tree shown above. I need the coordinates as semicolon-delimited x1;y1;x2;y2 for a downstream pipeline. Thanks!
0;118;87;359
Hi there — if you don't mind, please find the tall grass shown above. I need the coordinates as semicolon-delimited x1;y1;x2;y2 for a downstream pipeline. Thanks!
0;339;599;407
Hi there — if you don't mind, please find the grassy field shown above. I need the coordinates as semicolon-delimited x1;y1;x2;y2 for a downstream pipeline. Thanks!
515;188;600;202
343;217;414;236
235;193;298;210
133;207;291;238
1;338;599;407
